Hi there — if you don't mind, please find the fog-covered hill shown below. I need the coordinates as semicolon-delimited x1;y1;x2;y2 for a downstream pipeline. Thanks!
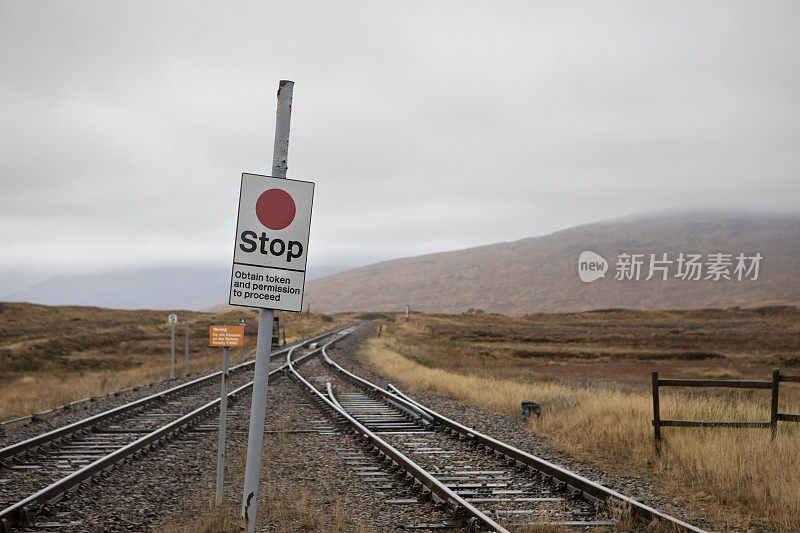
304;212;800;315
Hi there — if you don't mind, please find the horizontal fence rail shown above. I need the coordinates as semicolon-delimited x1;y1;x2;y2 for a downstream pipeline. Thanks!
652;368;800;443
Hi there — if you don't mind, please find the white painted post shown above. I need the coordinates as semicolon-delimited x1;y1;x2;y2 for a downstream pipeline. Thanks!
240;79;294;533
184;312;190;376
170;322;175;379
216;346;230;506
168;313;177;379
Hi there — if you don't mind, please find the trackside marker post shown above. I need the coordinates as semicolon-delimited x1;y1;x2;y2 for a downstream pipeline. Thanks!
232;80;315;533
185;311;190;376
168;313;177;379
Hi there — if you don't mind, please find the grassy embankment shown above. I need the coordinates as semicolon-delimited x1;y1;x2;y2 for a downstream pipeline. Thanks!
359;310;800;530
0;303;341;421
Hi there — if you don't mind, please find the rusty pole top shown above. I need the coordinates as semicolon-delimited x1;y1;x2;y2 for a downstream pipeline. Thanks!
272;80;293;179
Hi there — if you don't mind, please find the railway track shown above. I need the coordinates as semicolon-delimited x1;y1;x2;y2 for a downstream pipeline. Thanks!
0;325;349;532
3;323;708;531
288;325;708;532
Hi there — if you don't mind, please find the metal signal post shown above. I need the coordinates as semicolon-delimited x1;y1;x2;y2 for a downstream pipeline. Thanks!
216;346;230;506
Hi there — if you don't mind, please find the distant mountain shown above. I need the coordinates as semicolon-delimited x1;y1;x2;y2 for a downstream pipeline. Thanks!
304;212;800;315
2;266;230;310
305;264;351;280
2;264;350;310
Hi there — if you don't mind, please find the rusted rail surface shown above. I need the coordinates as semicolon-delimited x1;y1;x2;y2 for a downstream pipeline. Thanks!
0;326;350;532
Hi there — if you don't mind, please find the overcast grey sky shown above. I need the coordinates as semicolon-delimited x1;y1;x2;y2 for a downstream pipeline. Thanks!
2;1;799;290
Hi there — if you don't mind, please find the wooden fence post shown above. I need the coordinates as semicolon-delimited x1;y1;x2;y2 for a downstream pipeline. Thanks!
652;371;661;452
770;368;780;440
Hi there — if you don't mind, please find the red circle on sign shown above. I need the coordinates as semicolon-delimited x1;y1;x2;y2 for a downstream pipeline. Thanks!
255;189;296;230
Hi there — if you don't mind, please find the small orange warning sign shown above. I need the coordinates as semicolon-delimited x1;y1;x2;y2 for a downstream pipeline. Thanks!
209;325;244;347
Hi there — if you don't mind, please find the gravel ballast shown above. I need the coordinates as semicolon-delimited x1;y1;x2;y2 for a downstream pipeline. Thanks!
325;323;726;533
8;324;730;531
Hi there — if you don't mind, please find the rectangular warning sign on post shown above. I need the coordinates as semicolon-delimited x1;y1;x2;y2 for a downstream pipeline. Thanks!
209;325;245;347
229;173;314;312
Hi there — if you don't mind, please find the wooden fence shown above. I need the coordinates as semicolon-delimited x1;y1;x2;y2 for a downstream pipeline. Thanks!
652;368;800;445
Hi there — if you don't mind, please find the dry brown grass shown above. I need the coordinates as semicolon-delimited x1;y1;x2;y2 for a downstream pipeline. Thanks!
393;307;800;367
0;348;243;420
280;310;340;343
360;328;800;530
0;303;343;421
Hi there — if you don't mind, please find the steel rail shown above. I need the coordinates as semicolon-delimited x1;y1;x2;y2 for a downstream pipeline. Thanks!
0;380;252;531
320;351;433;425
319;348;707;533
289;340;507;532
0;325;346;462
0;328;349;532
387;385;708;533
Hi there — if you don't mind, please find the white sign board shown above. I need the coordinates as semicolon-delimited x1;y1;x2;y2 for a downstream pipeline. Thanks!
168;313;178;324
229;173;314;312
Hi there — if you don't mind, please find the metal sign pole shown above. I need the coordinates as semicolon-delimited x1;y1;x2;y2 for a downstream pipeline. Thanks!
216;346;230;506
184;312;190;376
241;79;293;533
